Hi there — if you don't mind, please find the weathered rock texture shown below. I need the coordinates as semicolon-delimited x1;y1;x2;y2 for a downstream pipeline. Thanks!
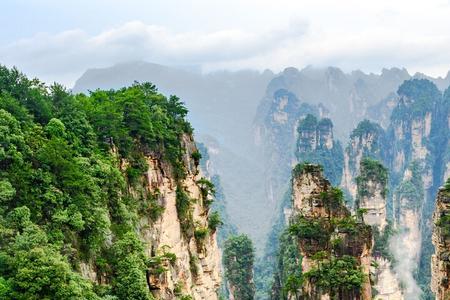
83;135;222;299
296;115;344;186
342;120;386;202
355;159;403;299
431;181;450;300
355;159;388;231
144;136;221;299
288;164;373;300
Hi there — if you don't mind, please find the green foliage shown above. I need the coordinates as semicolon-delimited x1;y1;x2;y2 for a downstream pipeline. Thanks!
0;220;101;300
304;255;366;297
350;119;382;139
273;229;303;299
223;234;255;300
147;249;177;276
372;222;395;262
111;233;153;300
175;186;194;237
333;216;358;234
0;65;198;299
191;150;202;166
394;162;424;212
437;214;450;240
197;177;215;207
194;227;209;250
208;211;223;232
289;216;330;243
444;177;450;196
393;79;441;119
292;163;323;178
189;254;199;279
356;158;388;198
139;192;164;222
296;116;344;185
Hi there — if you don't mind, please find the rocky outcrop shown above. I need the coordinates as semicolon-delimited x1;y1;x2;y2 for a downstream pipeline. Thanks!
84;135;222;299
342;120;386;202
286;164;372;299
390;163;424;299
142;135;221;299
355;158;388;231
355;158;403;299
296;115;344;186
431;180;450;300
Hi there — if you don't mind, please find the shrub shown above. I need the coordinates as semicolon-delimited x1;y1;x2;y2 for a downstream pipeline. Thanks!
176;186;194;237
208;211;223;232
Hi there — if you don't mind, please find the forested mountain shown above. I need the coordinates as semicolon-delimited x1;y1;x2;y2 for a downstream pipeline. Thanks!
264;78;450;300
74;61;273;246
0;66;223;299
74;63;450;253
3;62;450;300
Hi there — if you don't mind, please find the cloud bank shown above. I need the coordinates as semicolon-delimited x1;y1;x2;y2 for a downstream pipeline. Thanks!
2;0;450;85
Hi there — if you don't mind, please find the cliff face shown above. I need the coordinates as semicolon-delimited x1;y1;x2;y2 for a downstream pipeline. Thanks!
284;164;372;300
138;135;222;299
80;135;222;299
296;115;344;186
254;89;320;194
355;159;403;300
431;180;450;300
253;66;412;141
356;159;388;231
342;120;386;202
386;80;445;297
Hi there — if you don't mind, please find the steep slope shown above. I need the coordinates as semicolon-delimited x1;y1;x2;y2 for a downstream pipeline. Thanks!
74;61;273;248
272;164;373;299
296;115;344;186
431;179;450;300
386;79;446;298
0;66;221;299
73;61;273;157
355;158;403;300
254;66;411;141
341;120;387;204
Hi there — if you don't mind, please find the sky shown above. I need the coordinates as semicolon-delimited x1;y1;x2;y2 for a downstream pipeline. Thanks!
2;0;450;86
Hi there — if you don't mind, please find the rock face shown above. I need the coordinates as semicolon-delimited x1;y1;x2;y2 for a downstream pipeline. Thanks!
284;164;372;300
431;180;450;300
386;80;445;296
296;115;344;186
139;138;222;299
252;89;322;250
355;159;403;300
342;120;386;203
254;66;412;141
356;158;388;231
84;135;222;300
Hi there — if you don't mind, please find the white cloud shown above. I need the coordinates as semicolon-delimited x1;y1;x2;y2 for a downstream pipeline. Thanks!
0;20;307;85
3;0;450;85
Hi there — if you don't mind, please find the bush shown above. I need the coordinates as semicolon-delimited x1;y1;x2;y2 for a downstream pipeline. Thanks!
175;186;194;237
208;211;223;232
304;255;365;296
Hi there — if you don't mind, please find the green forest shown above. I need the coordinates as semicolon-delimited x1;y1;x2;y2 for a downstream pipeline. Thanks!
0;66;194;299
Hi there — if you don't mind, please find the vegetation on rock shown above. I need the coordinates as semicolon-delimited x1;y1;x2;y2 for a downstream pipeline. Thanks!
223;234;255;300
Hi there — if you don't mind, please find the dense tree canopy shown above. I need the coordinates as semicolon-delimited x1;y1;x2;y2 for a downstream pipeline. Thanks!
0;65;194;299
